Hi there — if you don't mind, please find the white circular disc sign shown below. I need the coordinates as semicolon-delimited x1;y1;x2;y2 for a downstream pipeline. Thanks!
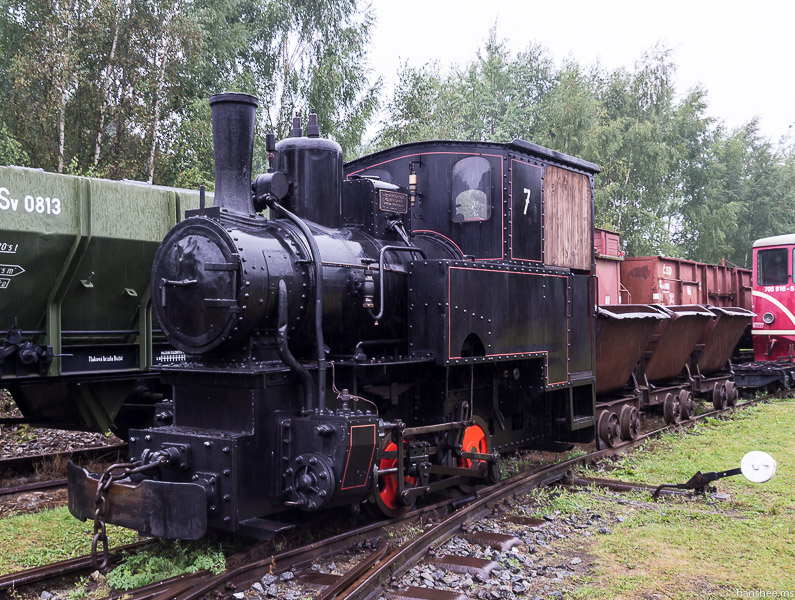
740;451;777;483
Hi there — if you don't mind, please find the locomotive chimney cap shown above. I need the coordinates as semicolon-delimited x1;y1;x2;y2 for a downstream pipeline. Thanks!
209;92;259;107
291;116;303;138
306;113;320;138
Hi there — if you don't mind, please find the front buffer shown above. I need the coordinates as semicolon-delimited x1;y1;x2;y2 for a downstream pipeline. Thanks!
68;406;380;542
68;461;208;539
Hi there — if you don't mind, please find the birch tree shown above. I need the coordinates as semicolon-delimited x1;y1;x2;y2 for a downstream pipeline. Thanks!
93;0;127;166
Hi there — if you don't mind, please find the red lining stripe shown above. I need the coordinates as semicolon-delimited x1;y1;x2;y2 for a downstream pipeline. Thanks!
446;265;570;386
340;423;377;490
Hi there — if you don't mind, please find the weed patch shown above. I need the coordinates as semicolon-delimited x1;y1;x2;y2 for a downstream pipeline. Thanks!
106;540;225;590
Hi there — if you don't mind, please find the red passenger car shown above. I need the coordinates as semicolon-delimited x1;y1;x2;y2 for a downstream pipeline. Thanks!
752;234;795;360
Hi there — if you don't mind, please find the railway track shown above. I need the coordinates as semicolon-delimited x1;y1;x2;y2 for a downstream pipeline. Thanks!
0;540;155;593
0;443;128;478
2;396;773;599
0;443;128;498
326;400;765;600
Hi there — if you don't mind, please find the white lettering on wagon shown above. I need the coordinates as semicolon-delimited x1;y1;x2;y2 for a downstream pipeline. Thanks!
155;349;186;363
0;264;24;277
0;264;24;290
88;355;124;363
0;187;61;215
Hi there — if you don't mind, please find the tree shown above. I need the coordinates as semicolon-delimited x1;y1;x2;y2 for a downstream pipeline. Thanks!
534;62;599;157
722;122;795;267
0;120;27;165
375;61;447;148
2;0;84;172
373;27;554;149
243;0;380;161
0;0;381;182
373;35;795;263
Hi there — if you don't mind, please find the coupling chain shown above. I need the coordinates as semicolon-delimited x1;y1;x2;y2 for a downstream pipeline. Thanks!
91;457;165;571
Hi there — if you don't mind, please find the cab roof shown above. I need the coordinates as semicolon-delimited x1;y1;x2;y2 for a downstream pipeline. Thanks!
345;138;601;175
753;233;795;248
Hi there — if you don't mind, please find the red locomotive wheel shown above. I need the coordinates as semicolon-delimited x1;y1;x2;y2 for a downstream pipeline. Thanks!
373;441;417;517
458;423;489;470
456;417;493;492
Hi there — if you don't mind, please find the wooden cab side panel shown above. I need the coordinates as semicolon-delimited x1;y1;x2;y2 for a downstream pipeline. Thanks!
544;166;592;271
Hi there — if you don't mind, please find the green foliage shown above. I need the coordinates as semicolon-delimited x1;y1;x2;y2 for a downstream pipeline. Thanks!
0;0;379;184
375;27;554;148
106;540;225;590
67;576;89;600
0;119;27;165
375;34;795;263
220;0;381;160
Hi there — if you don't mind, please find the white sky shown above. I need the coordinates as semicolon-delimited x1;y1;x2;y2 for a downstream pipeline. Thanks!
368;0;794;143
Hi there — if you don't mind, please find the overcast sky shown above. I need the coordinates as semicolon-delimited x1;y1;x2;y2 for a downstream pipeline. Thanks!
368;0;794;143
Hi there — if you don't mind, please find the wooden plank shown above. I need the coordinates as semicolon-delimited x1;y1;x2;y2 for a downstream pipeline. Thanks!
544;166;592;270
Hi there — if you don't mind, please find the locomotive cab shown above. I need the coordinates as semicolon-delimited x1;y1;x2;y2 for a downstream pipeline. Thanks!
345;140;599;446
752;233;795;360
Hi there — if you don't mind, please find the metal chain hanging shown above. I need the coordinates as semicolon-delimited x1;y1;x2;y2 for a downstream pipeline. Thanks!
91;456;168;571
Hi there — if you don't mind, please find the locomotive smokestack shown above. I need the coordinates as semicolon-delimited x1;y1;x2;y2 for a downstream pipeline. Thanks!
209;92;259;214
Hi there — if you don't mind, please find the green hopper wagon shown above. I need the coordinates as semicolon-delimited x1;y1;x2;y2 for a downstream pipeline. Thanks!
0;166;210;436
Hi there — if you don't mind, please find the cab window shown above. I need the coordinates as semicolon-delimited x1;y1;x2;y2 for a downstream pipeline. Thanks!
452;157;491;223
757;248;789;285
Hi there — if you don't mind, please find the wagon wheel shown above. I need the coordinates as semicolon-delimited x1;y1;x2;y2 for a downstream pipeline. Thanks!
619;405;640;441
663;393;681;425
679;391;695;420
597;410;621;447
371;440;417;518
712;382;728;410
725;381;738;407
456;416;493;493
687;391;698;419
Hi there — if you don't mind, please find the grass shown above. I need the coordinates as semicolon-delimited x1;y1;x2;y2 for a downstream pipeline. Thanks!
0;506;141;573
607;400;794;516
0;507;225;596
105;540;225;590
530;398;795;599
498;447;589;479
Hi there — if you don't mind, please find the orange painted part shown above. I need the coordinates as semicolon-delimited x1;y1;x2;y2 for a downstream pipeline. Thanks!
458;424;488;470
378;441;416;509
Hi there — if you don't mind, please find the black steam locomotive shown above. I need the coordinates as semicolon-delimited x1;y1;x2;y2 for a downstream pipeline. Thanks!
69;93;599;540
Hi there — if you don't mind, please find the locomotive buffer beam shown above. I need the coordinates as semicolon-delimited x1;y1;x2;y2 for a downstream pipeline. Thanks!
67;462;208;539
